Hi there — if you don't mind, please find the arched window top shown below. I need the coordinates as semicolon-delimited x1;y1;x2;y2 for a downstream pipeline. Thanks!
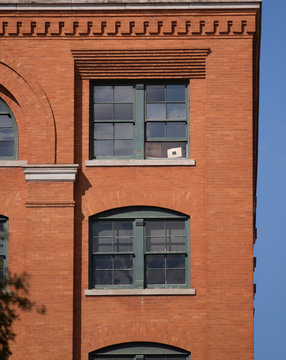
90;342;190;358
92;206;189;220
0;98;18;159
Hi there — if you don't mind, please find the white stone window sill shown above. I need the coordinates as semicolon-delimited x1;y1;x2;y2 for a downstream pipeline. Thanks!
85;159;196;167
0;160;27;167
85;288;196;296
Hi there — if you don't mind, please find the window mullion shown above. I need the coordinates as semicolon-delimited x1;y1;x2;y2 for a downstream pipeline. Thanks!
135;83;144;159
134;218;144;288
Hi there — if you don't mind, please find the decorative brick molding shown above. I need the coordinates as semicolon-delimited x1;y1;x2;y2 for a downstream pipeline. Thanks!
72;49;210;79
23;164;79;182
0;17;256;37
25;200;75;208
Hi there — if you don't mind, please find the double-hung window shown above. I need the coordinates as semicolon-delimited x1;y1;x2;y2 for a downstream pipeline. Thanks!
0;216;8;283
89;207;189;289
0;99;18;159
91;82;188;159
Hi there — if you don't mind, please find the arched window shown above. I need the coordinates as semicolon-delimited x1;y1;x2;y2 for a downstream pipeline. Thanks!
89;207;190;289
0;215;8;282
0;99;18;159
89;342;190;360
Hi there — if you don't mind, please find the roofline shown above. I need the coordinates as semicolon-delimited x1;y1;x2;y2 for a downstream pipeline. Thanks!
0;0;262;11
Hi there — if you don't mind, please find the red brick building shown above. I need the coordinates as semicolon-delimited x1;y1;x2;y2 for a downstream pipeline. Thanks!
0;1;261;359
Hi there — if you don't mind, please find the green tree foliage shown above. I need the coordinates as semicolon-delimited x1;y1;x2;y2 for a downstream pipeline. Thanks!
0;272;46;359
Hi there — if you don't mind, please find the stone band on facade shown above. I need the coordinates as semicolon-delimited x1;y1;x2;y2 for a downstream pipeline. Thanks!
23;164;79;182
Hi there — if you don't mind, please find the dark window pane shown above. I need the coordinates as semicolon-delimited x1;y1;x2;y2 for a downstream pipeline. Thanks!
94;270;112;285
114;104;133;120
114;140;133;156
146;122;165;138
114;86;134;103
166;221;185;237
93;222;112;237
166;269;185;284
162;142;186;158
94;123;113;139
93;238;113;252
146;237;165;252
166;254;185;268
146;85;165;101
146;269;165;285
168;237;186;251
114;221;133;236
0;115;12;127
166;85;186;101
94;86;113;102
167;104;186;120
114;123;133;139
145;142;162;158
145;255;165;269
114;255;133;269
94;104;113;120
0;142;14;157
94;140;113;157
114;237;133;252
0;103;7;113
114;270;133;284
166;122;186;138
94;255;112;269
146;104;166;120
146;221;165;237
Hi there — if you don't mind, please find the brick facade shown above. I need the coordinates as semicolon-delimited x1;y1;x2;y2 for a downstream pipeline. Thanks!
0;1;261;359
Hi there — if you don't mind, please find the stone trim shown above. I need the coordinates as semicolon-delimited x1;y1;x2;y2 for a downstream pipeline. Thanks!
25;201;75;208
0;160;27;167
85;159;196;167
85;288;196;296
23;164;79;182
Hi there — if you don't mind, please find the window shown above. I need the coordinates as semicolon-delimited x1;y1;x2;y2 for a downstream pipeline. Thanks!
0;216;8;283
89;341;190;360
89;207;189;289
0;99;18;159
91;82;188;159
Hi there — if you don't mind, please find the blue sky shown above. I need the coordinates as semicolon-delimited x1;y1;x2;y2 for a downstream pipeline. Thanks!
254;0;286;358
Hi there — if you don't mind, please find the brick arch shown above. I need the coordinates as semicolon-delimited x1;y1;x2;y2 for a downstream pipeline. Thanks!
0;54;56;163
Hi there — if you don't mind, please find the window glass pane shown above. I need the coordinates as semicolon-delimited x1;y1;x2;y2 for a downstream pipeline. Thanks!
114;104;133;120
146;104;166;120
167;237;186;251
166;269;185;284
93;238;113;253
94;270;112;285
166;85;186;101
162;142;186;158
94;255;112;269
94;222;113;237
94;104;113;120
145;142;162;158
114;255;133;269
0;142;14;157
146;85;165;102
0;103;6;113
146;237;165;252
0;115;12;127
166;122;186;138
94;140;113;157
114;237;133;252
114;270;133;284
114;221;133;236
94;86;113;102
114;86;134;103
146;122;165;138
114;123;133;139
166;221;185;236
114;140;133;156
94;123;113;139
146;221;165;237
166;254;185;268
145;255;165;268
167;104;186;120
146;269;165;285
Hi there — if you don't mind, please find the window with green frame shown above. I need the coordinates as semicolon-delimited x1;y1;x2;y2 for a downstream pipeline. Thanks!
90;82;188;159
89;341;190;360
0;216;8;283
0;99;18;159
89;207;190;289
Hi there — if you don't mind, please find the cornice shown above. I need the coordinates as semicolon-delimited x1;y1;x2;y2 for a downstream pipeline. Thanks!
0;16;256;37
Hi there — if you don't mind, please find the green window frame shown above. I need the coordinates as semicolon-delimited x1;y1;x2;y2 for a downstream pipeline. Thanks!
0;99;18;160
89;341;190;360
0;215;8;284
90;82;189;160
89;207;190;289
